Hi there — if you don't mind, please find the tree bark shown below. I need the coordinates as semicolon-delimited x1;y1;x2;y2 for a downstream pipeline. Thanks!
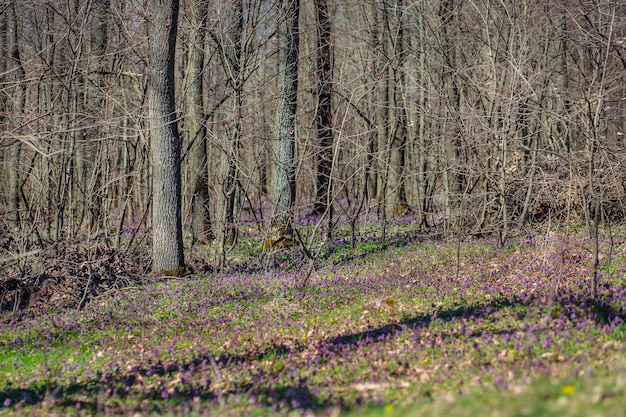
263;0;300;250
375;0;408;220
186;0;213;245
313;0;334;215
148;0;185;276
215;0;244;265
7;2;26;231
385;0;409;217
374;1;390;208
83;0;110;232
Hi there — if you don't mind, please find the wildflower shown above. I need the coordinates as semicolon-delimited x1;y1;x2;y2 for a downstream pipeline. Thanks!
561;385;576;395
384;404;394;413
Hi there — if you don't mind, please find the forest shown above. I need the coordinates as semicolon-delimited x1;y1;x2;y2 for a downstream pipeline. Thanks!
1;0;626;415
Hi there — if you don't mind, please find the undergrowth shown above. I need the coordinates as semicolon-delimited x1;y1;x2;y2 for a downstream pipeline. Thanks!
1;227;625;416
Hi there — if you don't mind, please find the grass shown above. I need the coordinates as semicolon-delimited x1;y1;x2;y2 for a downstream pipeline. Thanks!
1;229;625;415
346;371;626;417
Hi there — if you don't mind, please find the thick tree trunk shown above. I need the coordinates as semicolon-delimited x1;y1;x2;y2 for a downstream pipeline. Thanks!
313;0;334;215
263;0;300;250
148;0;185;276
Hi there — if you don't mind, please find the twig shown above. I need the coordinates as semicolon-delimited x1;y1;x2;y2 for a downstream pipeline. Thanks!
209;355;224;402
0;249;42;266
76;273;92;311
92;284;141;300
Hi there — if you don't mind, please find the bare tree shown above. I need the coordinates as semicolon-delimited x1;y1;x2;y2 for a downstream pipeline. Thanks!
76;0;111;233
214;0;244;266
264;0;300;250
383;0;409;218
313;0;334;216
185;0;213;246
6;1;26;232
148;0;185;275
3;0;626;262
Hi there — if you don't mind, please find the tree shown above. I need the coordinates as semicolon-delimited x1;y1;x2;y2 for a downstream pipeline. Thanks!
5;0;626;260
185;0;213;245
370;0;408;233
313;0;334;216
6;1;26;232
263;0;300;250
382;0;409;218
214;0;244;266
148;0;185;276
80;0;111;233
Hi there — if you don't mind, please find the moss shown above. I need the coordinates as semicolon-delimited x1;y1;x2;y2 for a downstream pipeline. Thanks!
260;220;294;252
260;236;294;252
153;264;187;277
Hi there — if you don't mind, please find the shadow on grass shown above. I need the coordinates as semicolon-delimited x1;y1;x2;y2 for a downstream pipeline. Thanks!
1;287;623;414
0;359;326;414
325;293;622;357
326;298;516;348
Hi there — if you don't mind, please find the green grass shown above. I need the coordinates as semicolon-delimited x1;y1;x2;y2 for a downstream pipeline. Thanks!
347;371;626;417
1;232;626;415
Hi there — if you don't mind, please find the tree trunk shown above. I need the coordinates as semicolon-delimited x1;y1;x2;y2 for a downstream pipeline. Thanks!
216;0;244;265
313;0;334;215
186;0;213;245
7;2;26;231
375;0;408;220
410;1;430;228
83;0;110;232
385;0;408;217
374;1;390;209
148;0;185;276
263;0;300;250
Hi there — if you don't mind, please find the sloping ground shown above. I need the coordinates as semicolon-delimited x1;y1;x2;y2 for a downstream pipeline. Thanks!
0;239;150;313
0;232;625;416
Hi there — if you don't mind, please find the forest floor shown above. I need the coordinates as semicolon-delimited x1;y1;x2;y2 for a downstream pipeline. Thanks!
1;223;626;416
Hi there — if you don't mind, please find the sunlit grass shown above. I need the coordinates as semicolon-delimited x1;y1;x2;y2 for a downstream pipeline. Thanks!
1;230;625;415
347;371;626;417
